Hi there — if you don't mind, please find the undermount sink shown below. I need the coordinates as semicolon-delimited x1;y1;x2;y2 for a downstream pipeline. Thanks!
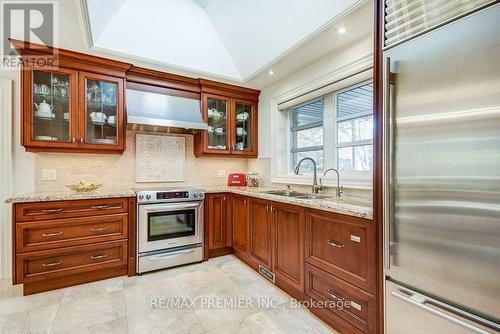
262;190;331;200
293;194;330;200
262;190;306;197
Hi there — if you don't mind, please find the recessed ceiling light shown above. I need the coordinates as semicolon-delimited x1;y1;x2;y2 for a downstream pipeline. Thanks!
268;69;274;76
338;26;348;34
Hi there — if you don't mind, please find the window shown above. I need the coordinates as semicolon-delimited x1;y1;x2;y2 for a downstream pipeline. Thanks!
290;98;324;172
336;82;373;171
287;81;373;176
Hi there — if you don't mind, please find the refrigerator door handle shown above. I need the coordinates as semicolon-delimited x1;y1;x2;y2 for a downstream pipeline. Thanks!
383;56;395;270
391;288;499;334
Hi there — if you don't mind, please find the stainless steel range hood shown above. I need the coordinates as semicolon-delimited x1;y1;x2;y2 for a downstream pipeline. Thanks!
126;88;208;132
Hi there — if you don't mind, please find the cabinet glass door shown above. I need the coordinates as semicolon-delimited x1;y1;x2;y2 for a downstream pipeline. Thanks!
32;69;74;143
81;74;122;147
232;101;255;154
206;96;229;151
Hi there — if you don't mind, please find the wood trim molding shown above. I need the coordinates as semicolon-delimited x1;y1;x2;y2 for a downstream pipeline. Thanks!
199;78;260;102
74;0;94;48
126;66;201;94
9;39;133;77
126;81;200;100
0;79;13;279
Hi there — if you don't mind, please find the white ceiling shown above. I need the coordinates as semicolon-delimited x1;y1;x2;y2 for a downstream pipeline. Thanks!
85;0;365;82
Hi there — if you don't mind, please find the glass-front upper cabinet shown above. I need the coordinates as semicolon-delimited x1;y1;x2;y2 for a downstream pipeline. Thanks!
26;66;78;149
22;67;125;153
205;94;230;154
231;100;256;155
79;72;124;150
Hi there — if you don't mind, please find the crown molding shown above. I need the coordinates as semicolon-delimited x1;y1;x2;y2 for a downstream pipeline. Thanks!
75;0;94;48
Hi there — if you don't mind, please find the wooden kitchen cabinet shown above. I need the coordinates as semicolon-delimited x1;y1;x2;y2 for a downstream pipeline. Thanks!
305;263;376;334
194;80;260;158
78;72;125;151
12;197;135;295
305;208;376;293
208;196;305;290
232;195;249;254
203;194;378;334
272;202;305;291
248;197;273;269
205;193;232;258
13;39;130;153
22;65;79;150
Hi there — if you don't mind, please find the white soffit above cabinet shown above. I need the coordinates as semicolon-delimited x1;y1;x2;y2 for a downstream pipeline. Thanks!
83;0;364;82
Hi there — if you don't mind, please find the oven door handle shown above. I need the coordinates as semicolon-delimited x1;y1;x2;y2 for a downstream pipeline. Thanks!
140;202;200;213
148;249;195;259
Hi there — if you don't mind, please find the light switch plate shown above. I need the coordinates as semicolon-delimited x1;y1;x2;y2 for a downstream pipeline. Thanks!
41;169;57;181
217;169;226;178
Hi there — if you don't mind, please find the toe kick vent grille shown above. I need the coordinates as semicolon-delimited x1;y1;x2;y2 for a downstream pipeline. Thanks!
258;265;275;284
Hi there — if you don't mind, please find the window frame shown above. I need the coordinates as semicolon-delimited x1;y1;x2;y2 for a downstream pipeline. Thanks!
285;80;373;185
334;80;374;172
270;62;373;189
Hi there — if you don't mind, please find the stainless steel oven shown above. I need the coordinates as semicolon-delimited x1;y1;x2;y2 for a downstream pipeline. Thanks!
136;188;204;273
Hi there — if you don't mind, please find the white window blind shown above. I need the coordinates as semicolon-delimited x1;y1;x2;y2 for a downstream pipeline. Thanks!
289;98;324;172
384;0;495;47
336;82;373;172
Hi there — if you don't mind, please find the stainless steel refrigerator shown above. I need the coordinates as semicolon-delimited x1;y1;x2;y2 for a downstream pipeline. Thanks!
382;2;500;334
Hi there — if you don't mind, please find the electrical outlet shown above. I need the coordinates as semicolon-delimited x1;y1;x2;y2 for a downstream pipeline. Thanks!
41;169;57;181
217;169;226;178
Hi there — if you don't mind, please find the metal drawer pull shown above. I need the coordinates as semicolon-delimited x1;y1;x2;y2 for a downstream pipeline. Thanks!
43;208;63;213
327;240;344;248
42;231;64;237
42;260;63;267
90;226;110;232
350;235;361;243
91;253;109;260
91;205;110;210
350;301;362;311
392;289;495;334
326;289;344;301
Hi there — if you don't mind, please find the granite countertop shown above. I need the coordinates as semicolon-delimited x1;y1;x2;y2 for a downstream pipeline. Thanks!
205;187;373;220
4;188;136;204
5;186;372;220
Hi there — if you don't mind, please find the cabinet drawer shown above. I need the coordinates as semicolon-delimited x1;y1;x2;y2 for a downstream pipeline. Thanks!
305;263;375;333
16;214;128;253
305;209;375;292
15;198;129;222
16;240;127;283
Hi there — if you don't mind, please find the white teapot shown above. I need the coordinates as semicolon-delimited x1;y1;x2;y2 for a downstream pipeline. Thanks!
34;100;53;114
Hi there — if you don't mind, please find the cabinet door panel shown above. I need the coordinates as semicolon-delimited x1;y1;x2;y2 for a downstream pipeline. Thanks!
202;94;231;154
272;202;304;290
232;195;249;253
305;209;375;292
230;99;257;157
249;198;272;269
78;72;124;151
23;65;78;150
207;194;227;250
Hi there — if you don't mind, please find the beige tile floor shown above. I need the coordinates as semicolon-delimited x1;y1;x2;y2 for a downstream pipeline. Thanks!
0;255;336;334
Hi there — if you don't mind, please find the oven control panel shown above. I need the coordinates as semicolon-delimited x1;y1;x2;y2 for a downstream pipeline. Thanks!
136;189;205;203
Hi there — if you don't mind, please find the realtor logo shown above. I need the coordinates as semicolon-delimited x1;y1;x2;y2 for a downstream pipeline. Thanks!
1;1;59;68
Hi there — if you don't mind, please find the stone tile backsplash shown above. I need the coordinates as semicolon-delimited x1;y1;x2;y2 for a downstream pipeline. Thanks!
34;131;372;205
35;131;247;192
